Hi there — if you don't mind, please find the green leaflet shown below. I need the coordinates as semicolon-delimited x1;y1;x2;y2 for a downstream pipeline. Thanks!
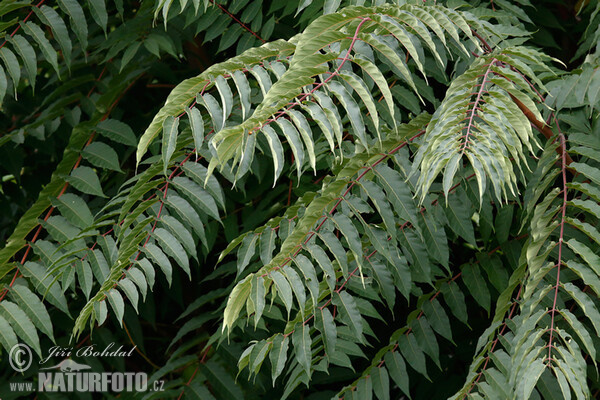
236;233;258;276
333;290;364;343
82;142;123;172
277;119;305;180
153;228;190;278
0;301;42;357
162;116;179;176
171;176;220;221
261;125;285;185
67;167;103;197
20;261;69;315
8;284;54;343
57;0;88;50
106;288;125;327
0;47;20;94
87;0;108;32
143;243;173;286
21;21;59;75
271;270;293;318
96;119;137;146
315;306;337;358
51;193;94;229
34;5;72;66
398;332;429;379
0;314;18;358
371;366;390;400
292;324;312;377
185;106;204;157
223;275;251;335
385;351;410;397
9;35;36;91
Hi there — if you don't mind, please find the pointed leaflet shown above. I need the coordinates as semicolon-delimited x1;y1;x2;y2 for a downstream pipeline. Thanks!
94;300;108;326
215;75;233;122
271;270;294;318
9;284;54;342
287;109;316;173
270;334;289;384
369;261;395;309
306;243;336;295
302;102;336;153
76;259;93;300
441;280;469;325
294;254;319;310
422;298;453;342
119;278;139;312
412;316;440;368
223;275;251;334
261;125;284;185
292;323;312;377
0;47;19;93
0;315;18;357
82;142;122;172
315;307;337;358
333;291;364;343
318;229;349;278
182;163;225;210
249;65;272;96
136;258;155;290
88;249;109;284
162;116;179;176
252;275;266;328
283;266;306;317
384;351;410;397
277;119;305;180
260;228;276;265
87;0;108;32
171;176;220;221
153;228;190;278
159;215;196;258
462;264;491;313
0;301;41;357
127;267;148;301
374;165;419;229
328;81;368;148
419;212;449;269
185;106;204;158
66;166;106;197
20;262;69;315
444;187;477;246
106;289;125;327
562;282;600;335
198;93;223;132
9;35;36;91
232;70;251;120
371;366;390;400
398;332;429;379
143;243;173;286
120;42;141;72
0;66;6;104
57;0;88;50
96;119;137;146
361;179;397;241
339;70;381;140
51;193;93;229
34;5;72;65
332;214;363;273
236;233;258;276
21;21;59;75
